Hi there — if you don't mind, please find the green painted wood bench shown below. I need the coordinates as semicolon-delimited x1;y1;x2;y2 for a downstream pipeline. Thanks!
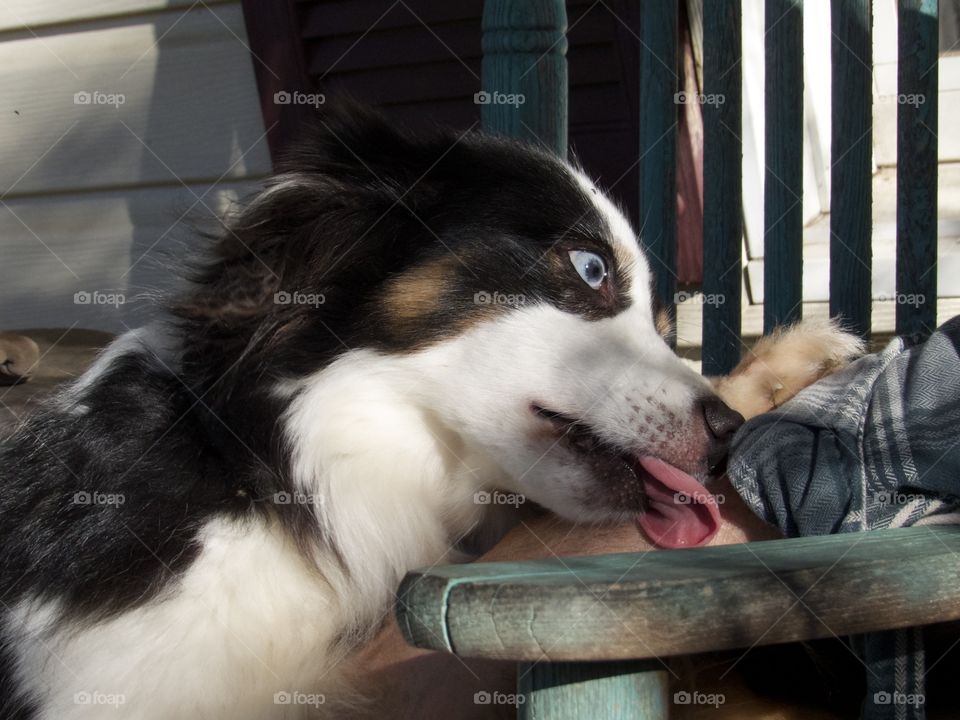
396;526;960;718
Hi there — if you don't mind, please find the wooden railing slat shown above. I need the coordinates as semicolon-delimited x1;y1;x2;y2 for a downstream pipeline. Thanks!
830;0;874;338
763;0;805;333
480;0;569;158
702;0;743;375
896;0;939;338
638;0;679;334
397;527;960;661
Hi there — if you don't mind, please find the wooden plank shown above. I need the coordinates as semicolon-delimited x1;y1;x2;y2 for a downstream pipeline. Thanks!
480;0;569;157
517;661;668;719
0;181;263;332
701;0;742;375
396;526;960;661
829;0;873;338
896;0;939;338
0;0;196;33
763;0;804;333
0;4;271;197
637;0;678;334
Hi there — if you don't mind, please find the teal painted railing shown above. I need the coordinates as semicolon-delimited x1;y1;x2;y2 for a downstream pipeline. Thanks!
479;0;941;374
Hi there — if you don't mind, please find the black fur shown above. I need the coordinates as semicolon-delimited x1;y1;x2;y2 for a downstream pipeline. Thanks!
0;103;645;717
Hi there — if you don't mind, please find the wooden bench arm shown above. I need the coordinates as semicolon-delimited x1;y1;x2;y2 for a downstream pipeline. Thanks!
397;526;960;661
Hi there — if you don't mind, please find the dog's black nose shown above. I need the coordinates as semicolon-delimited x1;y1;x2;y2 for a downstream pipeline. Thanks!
700;397;744;474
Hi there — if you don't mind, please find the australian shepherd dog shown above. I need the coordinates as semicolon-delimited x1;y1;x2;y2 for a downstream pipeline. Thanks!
0;105;859;719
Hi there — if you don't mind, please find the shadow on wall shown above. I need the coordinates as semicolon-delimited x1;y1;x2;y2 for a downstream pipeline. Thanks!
0;3;271;334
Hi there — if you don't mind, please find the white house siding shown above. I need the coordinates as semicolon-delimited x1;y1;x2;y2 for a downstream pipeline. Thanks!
0;0;271;332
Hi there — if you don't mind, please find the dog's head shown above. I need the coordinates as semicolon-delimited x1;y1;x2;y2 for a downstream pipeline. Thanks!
176;104;742;548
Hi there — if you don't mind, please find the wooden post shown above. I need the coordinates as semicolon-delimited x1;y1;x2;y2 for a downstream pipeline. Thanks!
763;0;804;333
896;0;938;338
480;0;568;158
638;1;679;337
702;0;743;375
517;660;668;720
830;0;873;339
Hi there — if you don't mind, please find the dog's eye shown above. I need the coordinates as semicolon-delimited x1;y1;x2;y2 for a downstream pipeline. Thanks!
568;250;608;290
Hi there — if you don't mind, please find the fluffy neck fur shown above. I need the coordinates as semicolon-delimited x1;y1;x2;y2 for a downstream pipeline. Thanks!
281;349;500;634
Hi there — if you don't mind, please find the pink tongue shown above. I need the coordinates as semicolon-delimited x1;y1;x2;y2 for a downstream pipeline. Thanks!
635;456;721;549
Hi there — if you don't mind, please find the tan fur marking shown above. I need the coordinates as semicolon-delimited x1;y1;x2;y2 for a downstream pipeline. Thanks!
655;308;675;340
380;257;459;322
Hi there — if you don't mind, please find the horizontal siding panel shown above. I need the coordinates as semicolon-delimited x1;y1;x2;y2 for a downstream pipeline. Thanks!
305;21;481;74
0;0;194;32
299;0;483;38
320;60;481;104
0;4;270;197
0;181;264;331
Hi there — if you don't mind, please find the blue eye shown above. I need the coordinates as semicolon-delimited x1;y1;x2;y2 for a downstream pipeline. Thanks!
568;250;608;290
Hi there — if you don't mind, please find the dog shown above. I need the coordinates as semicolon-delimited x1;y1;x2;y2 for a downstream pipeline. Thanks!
0;105;861;719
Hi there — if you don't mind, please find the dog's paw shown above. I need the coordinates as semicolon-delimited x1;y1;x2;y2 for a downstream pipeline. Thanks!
0;332;40;385
713;319;865;420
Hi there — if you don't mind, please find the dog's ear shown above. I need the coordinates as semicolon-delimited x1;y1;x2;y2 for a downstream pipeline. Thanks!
171;101;456;383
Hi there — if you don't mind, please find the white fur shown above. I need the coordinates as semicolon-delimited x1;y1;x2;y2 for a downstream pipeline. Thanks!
10;520;340;719
58;324;175;408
